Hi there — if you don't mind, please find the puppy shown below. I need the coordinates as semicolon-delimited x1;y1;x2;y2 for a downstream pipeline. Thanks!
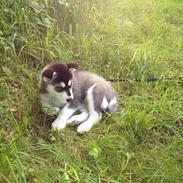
39;63;118;133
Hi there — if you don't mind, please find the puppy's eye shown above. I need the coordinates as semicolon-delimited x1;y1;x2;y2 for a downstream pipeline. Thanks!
54;86;64;92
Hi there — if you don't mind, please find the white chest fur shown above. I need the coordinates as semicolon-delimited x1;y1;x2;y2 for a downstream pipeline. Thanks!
40;85;67;108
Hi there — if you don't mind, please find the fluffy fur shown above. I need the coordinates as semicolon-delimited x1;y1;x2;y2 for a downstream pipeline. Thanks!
39;63;118;133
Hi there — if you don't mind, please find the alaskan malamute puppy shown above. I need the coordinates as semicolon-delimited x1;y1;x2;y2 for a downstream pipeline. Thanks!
39;63;118;133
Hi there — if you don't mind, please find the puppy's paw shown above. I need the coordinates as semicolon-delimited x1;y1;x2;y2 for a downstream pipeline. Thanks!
67;113;89;126
67;120;78;127
51;120;66;131
77;122;91;134
67;117;80;126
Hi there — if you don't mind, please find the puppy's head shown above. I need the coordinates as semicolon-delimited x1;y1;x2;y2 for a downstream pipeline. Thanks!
40;63;80;103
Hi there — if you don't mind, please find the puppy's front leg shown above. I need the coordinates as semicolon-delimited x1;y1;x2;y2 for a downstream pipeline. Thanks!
52;104;76;131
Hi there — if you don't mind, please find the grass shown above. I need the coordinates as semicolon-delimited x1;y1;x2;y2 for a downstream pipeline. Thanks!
0;0;183;182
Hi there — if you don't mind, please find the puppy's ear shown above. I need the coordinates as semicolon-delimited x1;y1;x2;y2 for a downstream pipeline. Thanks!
67;63;80;70
42;69;57;82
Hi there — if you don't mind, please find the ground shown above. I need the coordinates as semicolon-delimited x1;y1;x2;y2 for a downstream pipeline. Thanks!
0;0;183;182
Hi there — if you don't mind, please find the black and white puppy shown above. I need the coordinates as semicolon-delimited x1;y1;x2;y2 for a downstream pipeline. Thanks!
39;63;118;133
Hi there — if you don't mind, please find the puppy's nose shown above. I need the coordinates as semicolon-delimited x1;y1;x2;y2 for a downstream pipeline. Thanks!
67;98;72;102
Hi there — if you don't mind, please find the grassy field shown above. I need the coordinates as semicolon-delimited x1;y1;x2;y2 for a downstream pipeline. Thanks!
0;0;183;182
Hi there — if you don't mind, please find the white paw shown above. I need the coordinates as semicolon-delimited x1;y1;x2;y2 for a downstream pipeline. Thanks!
67;120;78;126
67;113;89;126
77;122;91;134
51;119;66;131
67;116;80;126
67;117;77;124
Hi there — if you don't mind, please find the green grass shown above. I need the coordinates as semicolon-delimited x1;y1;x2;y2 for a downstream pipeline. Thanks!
0;0;183;182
